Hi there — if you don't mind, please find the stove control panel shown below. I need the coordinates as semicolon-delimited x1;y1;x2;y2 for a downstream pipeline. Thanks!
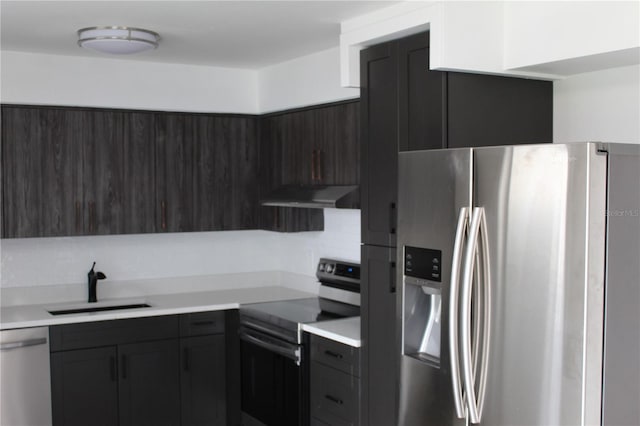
317;258;360;292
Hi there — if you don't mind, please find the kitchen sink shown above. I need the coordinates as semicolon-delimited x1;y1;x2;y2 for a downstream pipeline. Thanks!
47;300;151;315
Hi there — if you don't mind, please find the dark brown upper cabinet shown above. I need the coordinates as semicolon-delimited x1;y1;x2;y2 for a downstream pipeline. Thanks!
1;100;358;238
155;113;260;233
398;33;446;152
259;101;360;232
313;102;360;186
1;106;261;238
360;41;400;248
1;107;157;238
2;106;84;238
446;71;553;148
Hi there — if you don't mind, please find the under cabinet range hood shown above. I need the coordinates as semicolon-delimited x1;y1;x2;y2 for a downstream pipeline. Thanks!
261;185;359;209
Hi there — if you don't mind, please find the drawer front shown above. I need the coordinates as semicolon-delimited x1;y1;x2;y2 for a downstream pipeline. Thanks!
311;362;360;426
180;311;225;336
50;315;180;351
311;335;360;377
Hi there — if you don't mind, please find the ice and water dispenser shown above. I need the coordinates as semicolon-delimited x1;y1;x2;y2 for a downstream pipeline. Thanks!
402;246;443;367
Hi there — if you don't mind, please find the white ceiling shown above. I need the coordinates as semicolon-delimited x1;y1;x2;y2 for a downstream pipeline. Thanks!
0;1;399;69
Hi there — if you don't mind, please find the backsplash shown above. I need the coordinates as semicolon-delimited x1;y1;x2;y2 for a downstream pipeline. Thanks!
0;209;360;289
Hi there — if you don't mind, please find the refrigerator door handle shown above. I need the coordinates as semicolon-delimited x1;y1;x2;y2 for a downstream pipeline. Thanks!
476;207;491;420
460;207;491;424
449;207;469;419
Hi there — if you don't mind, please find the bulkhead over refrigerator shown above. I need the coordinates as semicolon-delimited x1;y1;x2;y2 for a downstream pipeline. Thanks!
396;142;639;426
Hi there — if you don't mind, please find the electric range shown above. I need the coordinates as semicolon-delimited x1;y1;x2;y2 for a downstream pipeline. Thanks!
238;258;360;426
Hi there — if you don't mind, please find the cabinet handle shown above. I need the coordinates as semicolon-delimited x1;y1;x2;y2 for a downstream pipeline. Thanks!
324;349;343;360
325;394;344;405
75;201;81;233
390;261;397;293
88;201;96;233
183;347;190;372
110;356;117;382
121;355;127;379
311;149;318;182
389;202;396;235
316;149;323;183
160;200;167;231
274;208;279;230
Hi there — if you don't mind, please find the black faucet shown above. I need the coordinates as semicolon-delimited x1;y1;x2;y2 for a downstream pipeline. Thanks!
88;262;107;303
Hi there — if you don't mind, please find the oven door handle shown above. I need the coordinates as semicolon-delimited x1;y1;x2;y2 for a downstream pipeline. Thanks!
240;329;302;365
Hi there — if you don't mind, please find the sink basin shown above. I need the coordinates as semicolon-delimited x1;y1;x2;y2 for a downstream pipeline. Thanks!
47;300;152;316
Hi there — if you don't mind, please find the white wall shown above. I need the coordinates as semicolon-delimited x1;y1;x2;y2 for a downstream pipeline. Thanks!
0;51;259;114
258;47;359;113
504;1;640;74
1;48;360;115
554;65;640;144
0;210;361;290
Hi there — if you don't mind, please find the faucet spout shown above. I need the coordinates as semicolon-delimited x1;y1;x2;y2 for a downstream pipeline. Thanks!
88;262;107;303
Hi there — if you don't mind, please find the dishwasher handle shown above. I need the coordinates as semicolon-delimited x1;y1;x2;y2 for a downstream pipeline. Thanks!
0;338;47;351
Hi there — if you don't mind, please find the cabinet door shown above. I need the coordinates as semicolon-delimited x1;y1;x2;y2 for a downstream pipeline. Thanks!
193;115;260;231
121;111;156;233
51;346;118;426
82;109;125;235
361;245;398;426
398;32;446;152
360;41;399;247
226;116;260;229
447;72;553;148
155;113;194;232
181;335;226;426
2;106;84;238
313;102;360;188
118;339;181;426
259;112;324;232
156;113;260;233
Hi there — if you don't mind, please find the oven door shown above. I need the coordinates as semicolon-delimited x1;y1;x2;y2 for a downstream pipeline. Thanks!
239;326;304;426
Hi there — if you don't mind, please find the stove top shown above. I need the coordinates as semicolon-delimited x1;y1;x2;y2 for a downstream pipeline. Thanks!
239;297;359;343
239;258;361;344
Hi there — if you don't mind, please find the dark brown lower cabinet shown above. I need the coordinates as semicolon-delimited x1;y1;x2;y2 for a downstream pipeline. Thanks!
361;245;397;426
118;340;181;426
50;313;228;426
309;334;361;426
51;340;181;426
51;347;119;426
181;335;227;425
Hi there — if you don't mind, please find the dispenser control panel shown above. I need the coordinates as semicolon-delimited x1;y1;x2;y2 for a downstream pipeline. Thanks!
404;246;442;282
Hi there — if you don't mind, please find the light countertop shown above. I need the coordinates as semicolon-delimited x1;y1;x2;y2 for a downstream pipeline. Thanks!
302;316;361;347
0;286;315;330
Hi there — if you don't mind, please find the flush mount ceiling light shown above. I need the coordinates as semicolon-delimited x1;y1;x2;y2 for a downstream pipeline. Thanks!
77;26;160;55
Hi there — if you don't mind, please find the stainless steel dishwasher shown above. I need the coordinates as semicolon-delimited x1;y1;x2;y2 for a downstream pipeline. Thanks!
0;327;52;426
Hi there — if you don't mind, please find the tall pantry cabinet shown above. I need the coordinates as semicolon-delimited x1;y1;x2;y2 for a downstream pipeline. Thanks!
360;31;552;426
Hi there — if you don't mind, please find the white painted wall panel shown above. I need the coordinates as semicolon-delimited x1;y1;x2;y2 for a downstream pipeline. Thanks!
258;47;359;113
0;51;259;113
554;65;640;144
504;1;640;71
0;210;361;289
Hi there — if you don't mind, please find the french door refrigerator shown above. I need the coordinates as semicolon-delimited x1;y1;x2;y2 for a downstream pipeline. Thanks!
397;142;639;426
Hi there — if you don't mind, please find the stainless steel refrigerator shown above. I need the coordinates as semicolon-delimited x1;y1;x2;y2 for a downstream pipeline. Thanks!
397;142;639;426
